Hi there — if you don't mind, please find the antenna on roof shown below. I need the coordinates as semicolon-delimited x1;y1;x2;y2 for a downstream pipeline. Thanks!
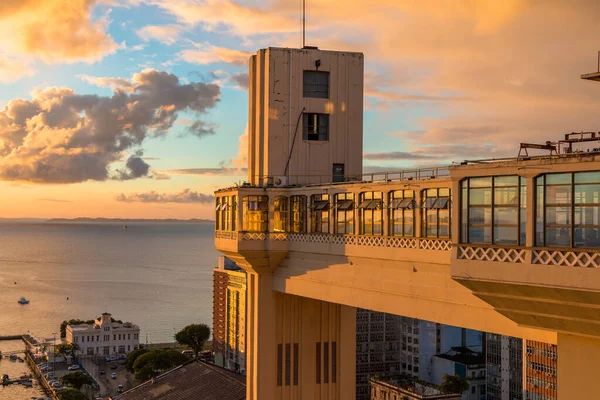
302;0;306;48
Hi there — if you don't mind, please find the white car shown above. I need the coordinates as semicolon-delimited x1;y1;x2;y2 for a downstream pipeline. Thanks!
67;365;80;371
51;381;61;388
111;372;117;379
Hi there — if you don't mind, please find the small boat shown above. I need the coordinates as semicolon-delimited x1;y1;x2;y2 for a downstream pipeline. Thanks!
10;354;18;361
123;225;127;229
21;380;32;387
18;297;30;305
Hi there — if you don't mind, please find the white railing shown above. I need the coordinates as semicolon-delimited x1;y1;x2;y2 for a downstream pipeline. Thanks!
532;249;600;268
458;245;526;263
215;231;238;240
217;231;451;251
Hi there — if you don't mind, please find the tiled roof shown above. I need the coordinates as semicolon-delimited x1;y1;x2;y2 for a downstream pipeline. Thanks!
112;360;246;400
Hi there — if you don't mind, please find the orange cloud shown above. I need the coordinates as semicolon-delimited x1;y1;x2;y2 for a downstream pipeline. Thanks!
0;0;118;63
179;43;251;65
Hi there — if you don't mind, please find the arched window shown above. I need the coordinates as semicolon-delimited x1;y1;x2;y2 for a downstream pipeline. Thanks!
358;192;383;235
290;195;307;233
536;171;600;248
273;196;288;232
461;176;526;245
311;194;330;233
242;195;268;232
334;193;354;234
422;188;451;238
389;190;415;236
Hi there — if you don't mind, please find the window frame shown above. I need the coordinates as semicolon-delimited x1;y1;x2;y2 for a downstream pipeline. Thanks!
358;191;383;235
273;196;289;232
242;195;269;232
460;176;525;245
334;193;354;234
422;188;451;239
290;195;308;233
303;70;330;99
311;194;330;233
302;113;329;141
535;171;600;248
389;190;415;237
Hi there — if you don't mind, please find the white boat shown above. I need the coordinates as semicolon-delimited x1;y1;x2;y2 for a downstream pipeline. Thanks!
18;297;30;305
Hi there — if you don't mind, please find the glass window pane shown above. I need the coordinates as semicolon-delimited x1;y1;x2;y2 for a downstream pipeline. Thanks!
494;187;518;205
536;185;544;246
461;187;468;243
546;173;571;185
520;185;527;246
575;184;600;204
575;171;600;184
574;206;600;226
494;176;519;187
546;228;571;247
469;207;492;225
494;226;518;245
469;226;491;243
439;188;450;197
575;227;600;248
546;185;571;204
494;207;518;225
546;206;571;226
469;177;493;188
469;188;492;205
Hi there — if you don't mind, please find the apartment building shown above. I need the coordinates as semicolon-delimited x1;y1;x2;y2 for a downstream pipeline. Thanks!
432;348;486;400
524;341;557;400
66;313;140;356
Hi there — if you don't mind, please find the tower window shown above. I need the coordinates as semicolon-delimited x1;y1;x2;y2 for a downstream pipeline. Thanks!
303;70;329;98
303;113;329;141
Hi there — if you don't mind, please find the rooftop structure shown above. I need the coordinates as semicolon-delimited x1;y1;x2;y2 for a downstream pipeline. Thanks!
370;375;460;400
111;359;245;400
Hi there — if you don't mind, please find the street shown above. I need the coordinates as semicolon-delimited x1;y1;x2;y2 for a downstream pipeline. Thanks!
79;356;135;399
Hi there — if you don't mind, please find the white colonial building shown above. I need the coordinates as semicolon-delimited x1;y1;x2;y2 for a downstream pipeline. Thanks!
66;313;140;356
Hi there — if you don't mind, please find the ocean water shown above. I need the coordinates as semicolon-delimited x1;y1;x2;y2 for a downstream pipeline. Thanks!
0;340;45;400
0;222;217;345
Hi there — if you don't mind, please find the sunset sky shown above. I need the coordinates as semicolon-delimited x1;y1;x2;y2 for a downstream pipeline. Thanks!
1;0;600;219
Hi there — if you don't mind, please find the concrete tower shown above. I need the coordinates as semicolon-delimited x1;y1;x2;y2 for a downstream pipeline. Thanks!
247;47;364;186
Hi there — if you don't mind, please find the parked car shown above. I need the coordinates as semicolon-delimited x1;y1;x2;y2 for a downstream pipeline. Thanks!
181;350;194;356
110;356;117;361
51;381;61;388
119;354;127;360
111;373;117;379
67;365;80;371
110;364;118;370
117;385;124;393
99;370;106;375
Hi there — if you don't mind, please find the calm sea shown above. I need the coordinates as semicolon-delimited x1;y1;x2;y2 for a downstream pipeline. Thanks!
0;222;217;344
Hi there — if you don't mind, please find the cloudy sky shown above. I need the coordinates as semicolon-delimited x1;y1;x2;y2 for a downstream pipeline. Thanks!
1;0;600;219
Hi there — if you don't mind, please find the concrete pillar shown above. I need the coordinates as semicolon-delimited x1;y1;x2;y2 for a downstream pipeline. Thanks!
246;272;277;400
558;333;600;400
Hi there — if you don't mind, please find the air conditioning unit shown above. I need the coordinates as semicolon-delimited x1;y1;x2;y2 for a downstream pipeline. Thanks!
273;176;288;187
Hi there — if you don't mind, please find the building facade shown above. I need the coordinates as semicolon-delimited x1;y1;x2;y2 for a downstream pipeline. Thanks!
226;269;247;374
66;313;140;356
213;256;245;370
486;334;523;400
356;309;402;400
432;348;486;400
370;376;461;400
524;341;557;400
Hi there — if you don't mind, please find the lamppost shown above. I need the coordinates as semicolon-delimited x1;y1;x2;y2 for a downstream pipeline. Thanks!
52;332;57;380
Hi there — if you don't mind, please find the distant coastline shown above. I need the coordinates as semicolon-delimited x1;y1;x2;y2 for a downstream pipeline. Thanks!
46;217;214;223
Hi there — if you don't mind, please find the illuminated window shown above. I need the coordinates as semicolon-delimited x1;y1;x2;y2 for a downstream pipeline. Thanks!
290;195;307;233
242;195;268;232
303;113;329;141
461;176;525;245
389;190;415;236
422;188;451;238
311;194;330;233
536;171;600;248
215;196;236;231
334;193;354;234
273;196;288;232
358;192;383;235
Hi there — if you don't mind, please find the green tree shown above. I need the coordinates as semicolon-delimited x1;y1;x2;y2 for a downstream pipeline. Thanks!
59;371;93;390
132;349;188;380
125;348;150;373
55;343;79;357
58;389;87;400
175;324;210;358
440;374;470;394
